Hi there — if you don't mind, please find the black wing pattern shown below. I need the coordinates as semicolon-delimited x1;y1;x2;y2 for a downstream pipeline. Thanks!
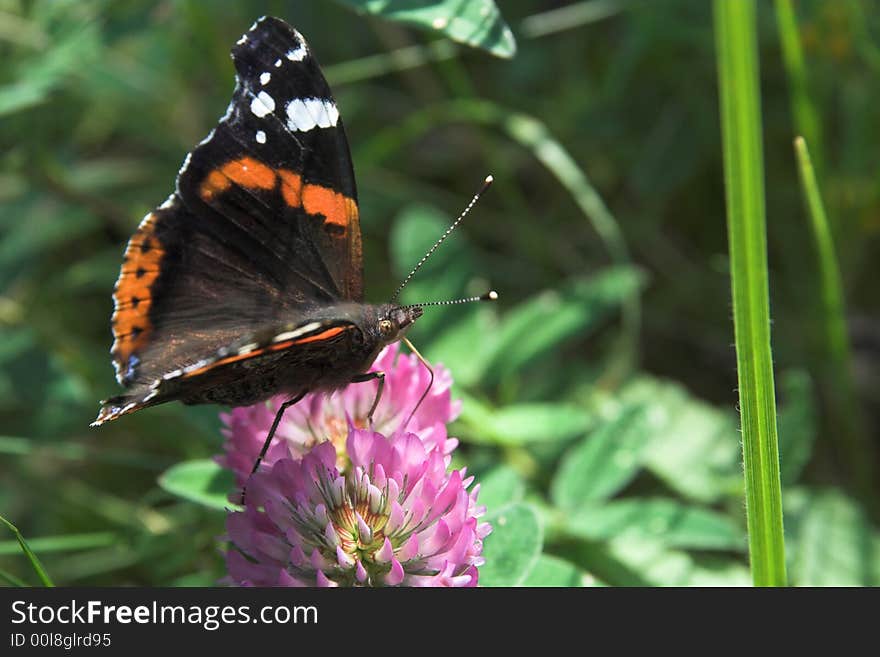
109;17;362;389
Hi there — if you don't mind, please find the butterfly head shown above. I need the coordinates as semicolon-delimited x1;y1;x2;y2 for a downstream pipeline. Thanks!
376;304;423;345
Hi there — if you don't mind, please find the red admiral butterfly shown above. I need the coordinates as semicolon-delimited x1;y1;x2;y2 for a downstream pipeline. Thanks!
92;17;495;480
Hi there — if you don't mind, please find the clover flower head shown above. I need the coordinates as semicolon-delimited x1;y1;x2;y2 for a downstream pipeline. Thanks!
225;429;489;587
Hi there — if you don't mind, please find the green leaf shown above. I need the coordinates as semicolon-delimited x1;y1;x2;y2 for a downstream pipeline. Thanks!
565;499;746;552
604;538;751;586
521;554;601;587
480;267;645;386
786;488;880;586
457;392;595;446
0;16;99;117
158;460;239;512
776;371;817;485
334;0;517;58
479;503;542;587
477;464;526;513
0;513;54;586
488;402;595;445
617;377;742;503
424;307;498;388
551;406;653;507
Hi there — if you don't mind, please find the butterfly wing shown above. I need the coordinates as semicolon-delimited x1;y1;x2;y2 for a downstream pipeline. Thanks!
109;17;362;390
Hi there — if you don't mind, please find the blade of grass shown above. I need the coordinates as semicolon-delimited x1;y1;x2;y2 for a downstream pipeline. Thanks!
793;137;874;505
0;567;29;587
0;531;117;555
846;0;880;73
520;0;635;39
0;513;54;586
714;0;787;586
774;0;823;175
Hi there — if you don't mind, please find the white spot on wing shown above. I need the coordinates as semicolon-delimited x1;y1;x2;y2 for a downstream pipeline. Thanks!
285;98;339;132
237;342;259;354
286;45;307;61
286;29;309;61
255;130;266;144
250;90;275;118
260;71;271;85
274;58;282;68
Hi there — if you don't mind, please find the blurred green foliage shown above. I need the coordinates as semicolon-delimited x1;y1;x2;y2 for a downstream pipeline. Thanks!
1;0;878;586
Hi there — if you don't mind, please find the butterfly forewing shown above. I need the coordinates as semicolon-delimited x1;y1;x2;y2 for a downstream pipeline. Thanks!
109;17;363;390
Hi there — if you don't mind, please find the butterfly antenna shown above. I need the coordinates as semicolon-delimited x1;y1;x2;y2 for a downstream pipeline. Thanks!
389;175;493;304
404;290;498;309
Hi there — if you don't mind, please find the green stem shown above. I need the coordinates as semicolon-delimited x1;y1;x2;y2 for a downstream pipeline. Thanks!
714;0;787;587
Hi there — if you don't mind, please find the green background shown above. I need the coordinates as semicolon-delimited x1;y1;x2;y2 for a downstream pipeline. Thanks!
1;0;878;586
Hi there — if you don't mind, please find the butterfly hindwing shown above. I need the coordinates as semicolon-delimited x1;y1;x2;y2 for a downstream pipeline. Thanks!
98;317;360;426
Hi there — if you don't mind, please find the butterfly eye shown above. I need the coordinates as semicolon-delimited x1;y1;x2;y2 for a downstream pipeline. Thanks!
379;319;394;337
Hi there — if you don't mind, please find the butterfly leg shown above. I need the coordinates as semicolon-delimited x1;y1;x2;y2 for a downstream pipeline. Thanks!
240;391;306;505
401;337;434;431
350;371;385;428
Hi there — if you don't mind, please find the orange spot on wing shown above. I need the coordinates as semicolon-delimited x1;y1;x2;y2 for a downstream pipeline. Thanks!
223;157;275;191
199;169;231;200
200;157;276;201
302;184;348;230
278;169;303;208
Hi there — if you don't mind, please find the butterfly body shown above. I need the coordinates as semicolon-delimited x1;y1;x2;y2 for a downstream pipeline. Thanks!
92;17;424;427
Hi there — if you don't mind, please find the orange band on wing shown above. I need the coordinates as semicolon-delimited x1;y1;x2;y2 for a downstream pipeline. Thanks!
111;213;165;380
280;170;353;233
199;161;356;237
181;325;348;379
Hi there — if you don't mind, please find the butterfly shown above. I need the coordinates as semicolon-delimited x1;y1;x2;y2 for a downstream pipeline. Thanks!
91;16;494;485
